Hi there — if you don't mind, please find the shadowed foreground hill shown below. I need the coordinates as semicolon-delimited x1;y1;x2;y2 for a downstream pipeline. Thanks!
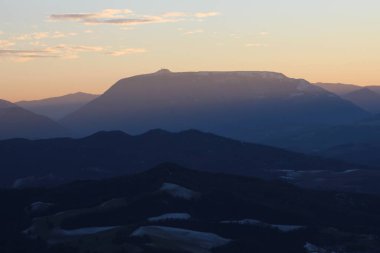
1;164;380;253
1;129;379;194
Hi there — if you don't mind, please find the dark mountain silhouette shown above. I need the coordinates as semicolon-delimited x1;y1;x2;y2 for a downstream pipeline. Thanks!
0;99;69;140
318;143;380;167
342;88;380;113
315;82;361;96
61;70;368;142
1;129;379;194
17;92;98;120
2;164;380;253
262;114;380;167
310;115;380;166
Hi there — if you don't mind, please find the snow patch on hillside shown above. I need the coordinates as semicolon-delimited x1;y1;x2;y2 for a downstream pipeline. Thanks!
52;226;118;236
30;202;54;213
221;219;261;225
221;219;304;232
131;226;230;253
304;242;332;253
160;183;198;200
148;213;191;222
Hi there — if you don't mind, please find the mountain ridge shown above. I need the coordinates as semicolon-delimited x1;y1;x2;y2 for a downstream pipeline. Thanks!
0;99;69;140
16;92;99;120
1;129;379;194
343;88;380;113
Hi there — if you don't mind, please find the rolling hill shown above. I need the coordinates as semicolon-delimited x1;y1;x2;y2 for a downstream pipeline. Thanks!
2;164;380;253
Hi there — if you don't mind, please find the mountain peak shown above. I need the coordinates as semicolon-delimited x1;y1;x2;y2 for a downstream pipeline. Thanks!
154;69;172;75
0;99;17;109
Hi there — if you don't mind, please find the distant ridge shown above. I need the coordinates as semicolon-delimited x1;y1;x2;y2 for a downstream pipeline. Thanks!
17;92;98;120
343;88;380;113
0;99;16;109
315;82;361;95
0;99;69;140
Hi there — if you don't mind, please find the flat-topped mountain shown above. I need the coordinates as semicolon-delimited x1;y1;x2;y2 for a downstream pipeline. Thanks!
61;70;368;141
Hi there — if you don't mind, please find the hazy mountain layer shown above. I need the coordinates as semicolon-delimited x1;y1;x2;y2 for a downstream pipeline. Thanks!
343;88;380;113
17;92;98;120
0;99;69;140
315;82;362;95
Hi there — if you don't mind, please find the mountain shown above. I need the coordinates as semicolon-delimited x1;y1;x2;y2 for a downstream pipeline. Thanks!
342;88;380;113
315;82;361;96
61;70;368;142
367;85;380;95
0;99;69;140
0;99;15;108
2;164;380;253
262;114;380;167
315;83;380;111
1;129;380;194
317;143;380;167
310;115;380;167
16;92;98;120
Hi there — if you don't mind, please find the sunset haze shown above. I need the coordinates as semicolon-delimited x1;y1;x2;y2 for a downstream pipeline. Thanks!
1;0;380;101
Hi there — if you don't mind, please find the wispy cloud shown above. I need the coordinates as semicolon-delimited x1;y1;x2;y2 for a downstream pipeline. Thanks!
12;32;78;41
49;9;220;27
0;44;147;62
194;12;220;18
245;43;268;48
0;49;58;62
29;41;48;47
0;40;15;48
105;48;147;56
50;9;133;21
183;29;204;35
230;33;241;39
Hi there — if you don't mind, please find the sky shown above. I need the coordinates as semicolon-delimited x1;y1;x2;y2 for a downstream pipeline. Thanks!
0;0;380;101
